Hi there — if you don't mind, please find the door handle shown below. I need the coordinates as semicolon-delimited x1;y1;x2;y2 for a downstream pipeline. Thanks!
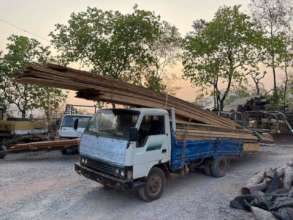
162;149;167;153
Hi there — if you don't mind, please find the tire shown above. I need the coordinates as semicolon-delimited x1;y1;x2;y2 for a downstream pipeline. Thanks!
138;167;165;202
204;159;211;176
0;152;6;159
210;157;228;178
101;183;115;190
61;147;78;155
0;145;6;159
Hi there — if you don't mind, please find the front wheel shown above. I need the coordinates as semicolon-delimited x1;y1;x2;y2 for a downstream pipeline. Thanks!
137;167;165;202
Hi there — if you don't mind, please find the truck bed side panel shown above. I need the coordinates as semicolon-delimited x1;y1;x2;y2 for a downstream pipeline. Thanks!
171;137;243;170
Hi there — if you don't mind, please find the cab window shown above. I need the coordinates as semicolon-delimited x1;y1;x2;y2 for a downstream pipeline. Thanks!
138;115;165;146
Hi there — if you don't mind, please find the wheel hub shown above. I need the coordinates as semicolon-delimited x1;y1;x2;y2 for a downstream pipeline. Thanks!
148;176;161;195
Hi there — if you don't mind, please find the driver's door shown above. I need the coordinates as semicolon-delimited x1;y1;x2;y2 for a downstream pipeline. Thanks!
132;114;168;178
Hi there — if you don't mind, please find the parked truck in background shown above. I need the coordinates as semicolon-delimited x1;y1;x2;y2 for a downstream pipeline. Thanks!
0;111;91;158
58;114;92;139
0;106;48;158
75;108;252;201
58;114;92;155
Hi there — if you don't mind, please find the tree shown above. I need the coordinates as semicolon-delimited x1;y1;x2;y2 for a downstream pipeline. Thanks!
50;6;181;92
183;6;264;111
35;87;67;124
278;35;293;110
249;70;267;95
144;21;182;92
0;53;9;106
0;35;66;119
249;0;293;101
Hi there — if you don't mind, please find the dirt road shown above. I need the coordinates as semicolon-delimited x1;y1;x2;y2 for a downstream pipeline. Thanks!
1;143;293;220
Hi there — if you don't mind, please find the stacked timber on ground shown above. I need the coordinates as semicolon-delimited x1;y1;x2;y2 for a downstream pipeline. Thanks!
17;63;258;142
0;138;80;158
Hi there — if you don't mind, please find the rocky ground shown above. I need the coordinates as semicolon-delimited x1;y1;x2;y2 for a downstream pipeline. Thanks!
1;141;293;220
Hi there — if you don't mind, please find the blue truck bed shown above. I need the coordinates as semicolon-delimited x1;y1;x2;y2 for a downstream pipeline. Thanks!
171;134;243;170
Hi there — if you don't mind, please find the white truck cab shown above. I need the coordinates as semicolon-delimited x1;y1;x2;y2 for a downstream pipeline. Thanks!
76;108;173;201
58;114;92;139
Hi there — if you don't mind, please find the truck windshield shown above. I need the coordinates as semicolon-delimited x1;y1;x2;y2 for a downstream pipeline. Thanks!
62;116;91;128
86;109;139;139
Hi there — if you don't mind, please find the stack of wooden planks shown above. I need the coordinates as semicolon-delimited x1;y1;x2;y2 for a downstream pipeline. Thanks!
1;139;80;157
17;63;258;142
176;121;257;141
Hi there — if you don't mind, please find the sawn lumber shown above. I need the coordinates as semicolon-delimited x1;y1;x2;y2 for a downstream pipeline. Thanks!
17;63;240;129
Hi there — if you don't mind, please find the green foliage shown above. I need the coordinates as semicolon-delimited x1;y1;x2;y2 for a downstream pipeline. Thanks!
50;6;181;92
249;0;293;101
0;35;67;119
36;87;67;121
0;53;9;106
183;5;264;110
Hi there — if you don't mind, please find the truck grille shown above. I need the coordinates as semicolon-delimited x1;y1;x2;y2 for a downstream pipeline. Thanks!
82;157;119;177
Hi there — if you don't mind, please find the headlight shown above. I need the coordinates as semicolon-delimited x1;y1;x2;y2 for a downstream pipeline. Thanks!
115;169;120;175
127;170;132;179
120;170;125;177
80;157;87;164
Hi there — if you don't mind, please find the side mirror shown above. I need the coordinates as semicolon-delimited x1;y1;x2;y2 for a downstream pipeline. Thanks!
129;127;138;142
73;119;79;130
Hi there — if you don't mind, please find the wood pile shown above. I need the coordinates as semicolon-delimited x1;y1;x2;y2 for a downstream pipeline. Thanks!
176;121;257;141
231;160;293;219
16;63;259;143
3;138;79;155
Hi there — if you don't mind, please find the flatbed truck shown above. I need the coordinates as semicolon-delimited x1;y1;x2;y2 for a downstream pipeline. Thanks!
75;108;257;201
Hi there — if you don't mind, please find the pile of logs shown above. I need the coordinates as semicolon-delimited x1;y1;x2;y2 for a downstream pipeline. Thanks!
17;63;258;142
230;160;293;220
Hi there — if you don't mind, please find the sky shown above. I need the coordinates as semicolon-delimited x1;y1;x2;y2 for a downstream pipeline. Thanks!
1;0;273;105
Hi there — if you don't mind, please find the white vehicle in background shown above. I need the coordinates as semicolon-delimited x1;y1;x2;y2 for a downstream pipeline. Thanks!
58;114;92;155
58;114;92;139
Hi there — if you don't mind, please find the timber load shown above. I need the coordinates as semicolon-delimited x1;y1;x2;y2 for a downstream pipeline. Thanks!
0;138;80;159
17;63;239;128
176;121;258;141
16;63;260;143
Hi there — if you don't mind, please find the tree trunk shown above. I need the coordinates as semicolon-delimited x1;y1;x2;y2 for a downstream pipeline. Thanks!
283;59;288;111
21;110;26;119
213;86;217;110
219;99;224;111
256;82;260;96
270;22;278;103
272;52;277;99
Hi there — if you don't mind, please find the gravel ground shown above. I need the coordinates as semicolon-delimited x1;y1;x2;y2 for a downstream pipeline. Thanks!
1;143;293;220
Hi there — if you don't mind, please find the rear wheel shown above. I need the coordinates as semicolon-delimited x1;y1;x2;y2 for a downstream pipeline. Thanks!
138;167;165;202
0;144;6;159
203;159;211;176
101;182;115;190
210;157;228;177
61;147;78;155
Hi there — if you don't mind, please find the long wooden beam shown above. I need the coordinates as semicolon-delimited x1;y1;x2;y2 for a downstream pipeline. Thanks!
17;63;240;129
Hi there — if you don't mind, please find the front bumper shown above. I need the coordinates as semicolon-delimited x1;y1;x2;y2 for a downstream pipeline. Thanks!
75;163;128;183
75;163;145;189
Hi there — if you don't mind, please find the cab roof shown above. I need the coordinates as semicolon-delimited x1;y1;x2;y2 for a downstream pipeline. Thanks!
128;108;169;115
97;108;169;115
